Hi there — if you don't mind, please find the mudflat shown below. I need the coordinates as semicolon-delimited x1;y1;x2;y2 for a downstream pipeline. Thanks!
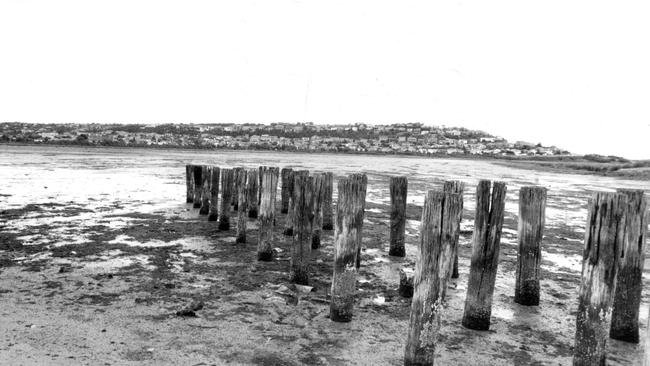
1;145;648;365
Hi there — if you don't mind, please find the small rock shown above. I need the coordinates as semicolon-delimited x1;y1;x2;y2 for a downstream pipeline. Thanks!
275;285;291;294
293;317;307;327
285;295;299;306
175;309;197;317
294;284;314;294
58;266;72;273
176;300;204;317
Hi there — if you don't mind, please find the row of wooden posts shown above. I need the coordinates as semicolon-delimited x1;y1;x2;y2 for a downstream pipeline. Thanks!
183;164;647;366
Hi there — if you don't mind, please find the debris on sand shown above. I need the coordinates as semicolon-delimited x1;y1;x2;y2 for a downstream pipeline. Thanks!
175;300;204;317
293;284;314;294
58;265;72;273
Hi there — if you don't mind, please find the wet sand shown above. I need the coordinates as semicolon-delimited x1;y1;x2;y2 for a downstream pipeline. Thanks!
1;145;648;365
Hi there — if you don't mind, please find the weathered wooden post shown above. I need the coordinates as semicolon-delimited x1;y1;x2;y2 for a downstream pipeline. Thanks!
461;180;507;331
192;165;203;208
280;168;294;214
311;173;325;249
218;168;235;230
573;192;627;366
257;167;279;261
439;189;463;300
514;186;547;306
247;169;259;219
389;176;408;257
290;174;314;285
645;307;650;366
235;169;249;244
330;173;367;322
355;174;368;269
399;268;415;298
322;172;334;230
207;167;220;221
232;167;244;211
282;169;296;235
284;170;309;236
443;180;465;279
257;166;263;206
199;165;210;215
610;189;647;343
404;190;461;365
186;164;194;203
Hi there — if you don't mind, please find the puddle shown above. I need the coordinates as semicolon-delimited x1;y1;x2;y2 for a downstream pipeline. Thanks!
106;235;214;252
83;255;153;272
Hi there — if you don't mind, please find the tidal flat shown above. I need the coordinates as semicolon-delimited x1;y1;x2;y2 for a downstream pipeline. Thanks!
0;145;648;365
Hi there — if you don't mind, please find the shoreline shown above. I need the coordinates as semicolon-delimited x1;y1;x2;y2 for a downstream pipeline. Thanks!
2;142;648;181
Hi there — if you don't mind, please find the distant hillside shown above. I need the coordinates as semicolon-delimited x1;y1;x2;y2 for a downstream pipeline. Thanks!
0;122;571;159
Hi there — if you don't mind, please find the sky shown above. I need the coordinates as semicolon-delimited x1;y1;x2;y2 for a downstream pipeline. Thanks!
1;1;648;159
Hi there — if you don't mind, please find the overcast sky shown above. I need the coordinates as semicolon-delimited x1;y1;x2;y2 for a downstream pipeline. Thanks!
1;1;648;159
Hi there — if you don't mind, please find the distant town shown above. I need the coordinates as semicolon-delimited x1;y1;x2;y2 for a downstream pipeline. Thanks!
0;122;570;157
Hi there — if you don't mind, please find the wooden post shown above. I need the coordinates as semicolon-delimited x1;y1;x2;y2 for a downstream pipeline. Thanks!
199;165;210;215
280;168;294;214
232;167;244;211
257;167;279;261
645;306;650;366
514;186;547;306
290;174;314;285
218;168;235;230
185;164;193;203
247;169;259;219
461;180;507;331
399;268;415;298
355;174;368;269
329;173;367;322
284;170;308;236
235;169;249;244
443;180;465;279
610;189;647;343
192;165;203;208
573;192;627;366
257;166;263;206
389;176;408;257
322;172;334;230
439;189;463;300
311;173;325;249
282;169;296;235
404;190;461;365
207;167;220;221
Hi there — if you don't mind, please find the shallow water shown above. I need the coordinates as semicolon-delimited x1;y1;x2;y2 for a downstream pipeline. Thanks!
1;145;646;218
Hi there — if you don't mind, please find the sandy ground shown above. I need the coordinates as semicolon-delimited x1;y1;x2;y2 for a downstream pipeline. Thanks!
1;197;648;366
0;146;649;365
